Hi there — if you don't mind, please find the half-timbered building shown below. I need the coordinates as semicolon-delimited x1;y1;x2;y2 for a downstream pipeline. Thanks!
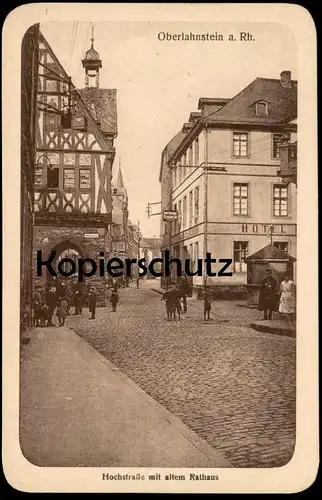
21;23;40;331
33;29;117;292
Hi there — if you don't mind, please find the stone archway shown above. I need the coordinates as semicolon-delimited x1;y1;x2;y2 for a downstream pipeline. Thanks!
44;238;86;283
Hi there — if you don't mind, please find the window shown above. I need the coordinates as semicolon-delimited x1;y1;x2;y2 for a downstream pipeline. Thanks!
63;169;75;189
79;169;91;189
182;153;186;179
189;243;193;261
182;196;187;228
234;242;248;273
273;185;288;216
274;242;289;253
177;200;181;231
233;183;249;216
194;186;200;223
194;242;199;265
189;190;193;227
255;101;268;116
189;144;193;166
179;165;183;184
35;167;43;187
173;169;176;188
47;167;59;189
45;113;60;130
272;134;283;159
194;137;199;166
233;132;248;157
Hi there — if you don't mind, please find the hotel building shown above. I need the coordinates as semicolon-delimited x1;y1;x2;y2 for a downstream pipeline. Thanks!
159;71;297;286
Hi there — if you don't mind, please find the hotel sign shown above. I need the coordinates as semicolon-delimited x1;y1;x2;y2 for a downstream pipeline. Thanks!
163;210;178;222
240;223;297;235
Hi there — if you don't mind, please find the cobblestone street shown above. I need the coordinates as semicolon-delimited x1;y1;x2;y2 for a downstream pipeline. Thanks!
66;281;296;468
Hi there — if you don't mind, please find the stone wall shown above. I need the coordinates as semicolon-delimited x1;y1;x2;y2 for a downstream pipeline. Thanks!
33;225;110;305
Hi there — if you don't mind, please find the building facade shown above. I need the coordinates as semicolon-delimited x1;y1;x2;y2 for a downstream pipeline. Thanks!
21;23;40;330
110;167;129;260
140;237;162;278
32;30;117;294
160;71;297;287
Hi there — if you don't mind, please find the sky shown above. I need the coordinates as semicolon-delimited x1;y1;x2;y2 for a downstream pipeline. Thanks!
40;21;297;237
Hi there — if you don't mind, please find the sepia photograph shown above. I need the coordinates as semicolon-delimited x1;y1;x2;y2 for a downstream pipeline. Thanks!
2;3;318;494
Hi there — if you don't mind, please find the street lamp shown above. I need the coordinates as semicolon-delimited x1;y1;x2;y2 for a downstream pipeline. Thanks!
36;154;53;170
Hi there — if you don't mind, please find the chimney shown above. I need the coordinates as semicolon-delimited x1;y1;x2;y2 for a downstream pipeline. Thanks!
280;70;292;88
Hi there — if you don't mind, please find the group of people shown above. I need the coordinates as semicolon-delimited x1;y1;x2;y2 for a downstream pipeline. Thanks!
105;278;120;312
161;279;213;323
161;275;195;321
258;269;296;323
33;278;98;327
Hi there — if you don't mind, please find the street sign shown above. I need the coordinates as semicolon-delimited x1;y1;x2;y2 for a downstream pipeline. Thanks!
162;210;178;222
85;233;99;238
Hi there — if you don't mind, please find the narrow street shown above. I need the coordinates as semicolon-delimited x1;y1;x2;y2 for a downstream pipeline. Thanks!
66;280;296;468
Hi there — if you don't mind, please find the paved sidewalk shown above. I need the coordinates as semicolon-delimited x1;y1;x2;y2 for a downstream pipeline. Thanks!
20;327;232;468
250;320;296;338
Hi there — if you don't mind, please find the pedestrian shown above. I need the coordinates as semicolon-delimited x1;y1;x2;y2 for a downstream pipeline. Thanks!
161;285;176;321
105;284;111;308
46;284;58;327
278;274;296;324
136;276;140;289
258;269;279;320
88;287;97;320
110;287;119;312
173;285;182;321
179;273;190;313
204;287;212;322
32;285;43;327
56;297;68;327
40;300;49;327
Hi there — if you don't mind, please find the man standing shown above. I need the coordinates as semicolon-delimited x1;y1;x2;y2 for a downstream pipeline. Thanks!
88;286;97;320
46;284;57;326
179;273;190;313
258;269;279;320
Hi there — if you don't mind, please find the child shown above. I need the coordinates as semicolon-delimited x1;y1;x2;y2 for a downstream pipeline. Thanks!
161;286;178;321
40;301;49;327
56;298;68;327
204;287;212;322
110;287;119;312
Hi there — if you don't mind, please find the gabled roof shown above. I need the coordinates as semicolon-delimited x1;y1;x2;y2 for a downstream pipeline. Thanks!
140;237;161;249
189;111;201;122
245;244;296;262
79;88;117;136
39;31;115;149
206;77;297;125
159;129;187;182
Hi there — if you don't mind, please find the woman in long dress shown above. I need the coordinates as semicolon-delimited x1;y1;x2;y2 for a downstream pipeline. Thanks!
278;274;296;323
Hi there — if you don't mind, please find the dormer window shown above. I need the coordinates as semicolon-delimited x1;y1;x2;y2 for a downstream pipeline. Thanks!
255;100;269;116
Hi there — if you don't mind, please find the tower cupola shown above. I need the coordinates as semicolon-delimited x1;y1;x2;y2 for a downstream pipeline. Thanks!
81;26;102;88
